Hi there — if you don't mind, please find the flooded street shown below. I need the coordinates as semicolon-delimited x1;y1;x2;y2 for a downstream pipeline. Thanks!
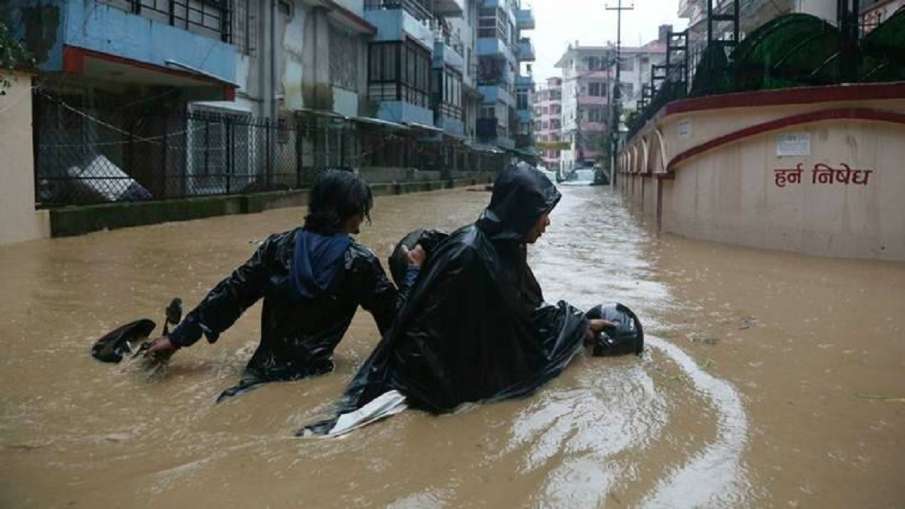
1;186;903;508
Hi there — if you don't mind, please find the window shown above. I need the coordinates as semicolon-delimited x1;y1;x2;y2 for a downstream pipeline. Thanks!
588;106;606;123
433;66;463;119
516;90;528;110
619;55;635;72
477;57;505;85
233;0;256;55
278;0;293;18
588;82;604;97
621;82;635;98
586;55;607;70
330;25;359;90
478;7;507;40
368;40;431;108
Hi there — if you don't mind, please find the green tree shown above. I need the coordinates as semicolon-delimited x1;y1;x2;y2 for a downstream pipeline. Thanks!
0;21;35;96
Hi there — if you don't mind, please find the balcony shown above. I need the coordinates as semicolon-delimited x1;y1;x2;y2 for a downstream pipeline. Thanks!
516;38;535;62
516;7;535;30
476;37;515;62
365;0;432;21
31;1;236;99
432;25;465;70
433;0;465;17
515;74;534;89
578;95;608;105
433;41;464;70
364;0;434;45
478;84;514;106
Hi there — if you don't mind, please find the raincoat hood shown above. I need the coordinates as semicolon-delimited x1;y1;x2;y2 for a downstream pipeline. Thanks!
290;229;352;300
477;165;561;241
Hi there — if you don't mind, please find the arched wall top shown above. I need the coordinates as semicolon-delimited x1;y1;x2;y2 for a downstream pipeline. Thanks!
667;108;905;173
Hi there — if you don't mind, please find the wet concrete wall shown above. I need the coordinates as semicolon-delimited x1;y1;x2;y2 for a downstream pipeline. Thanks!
0;72;50;245
47;175;492;237
619;84;905;261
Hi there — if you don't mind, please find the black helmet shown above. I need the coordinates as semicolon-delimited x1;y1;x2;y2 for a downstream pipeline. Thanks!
585;303;644;356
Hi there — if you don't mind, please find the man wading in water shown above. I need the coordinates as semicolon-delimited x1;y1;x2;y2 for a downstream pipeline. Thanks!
306;164;639;435
144;170;425;401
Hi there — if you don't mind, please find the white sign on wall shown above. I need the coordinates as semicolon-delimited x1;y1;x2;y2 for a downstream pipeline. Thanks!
678;120;692;139
776;133;811;157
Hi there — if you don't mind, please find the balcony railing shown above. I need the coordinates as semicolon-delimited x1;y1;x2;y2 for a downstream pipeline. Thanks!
432;22;465;57
516;38;535;62
98;0;231;42
365;0;433;22
516;7;535;30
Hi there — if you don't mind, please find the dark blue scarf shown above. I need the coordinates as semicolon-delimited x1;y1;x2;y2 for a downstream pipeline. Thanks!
290;229;352;300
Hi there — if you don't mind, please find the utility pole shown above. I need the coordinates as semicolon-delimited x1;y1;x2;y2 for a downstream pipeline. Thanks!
605;0;633;187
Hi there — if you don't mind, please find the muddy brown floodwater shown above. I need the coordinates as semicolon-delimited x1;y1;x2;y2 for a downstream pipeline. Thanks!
1;186;903;508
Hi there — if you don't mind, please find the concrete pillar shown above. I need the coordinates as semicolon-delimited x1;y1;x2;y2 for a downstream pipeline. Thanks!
301;7;333;110
0;72;50;244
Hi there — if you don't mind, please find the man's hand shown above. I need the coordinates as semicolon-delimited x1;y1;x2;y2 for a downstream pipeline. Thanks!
584;318;617;343
402;244;427;268
143;336;179;363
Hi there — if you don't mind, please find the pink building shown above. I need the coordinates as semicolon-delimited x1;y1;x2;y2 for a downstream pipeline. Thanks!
532;77;563;169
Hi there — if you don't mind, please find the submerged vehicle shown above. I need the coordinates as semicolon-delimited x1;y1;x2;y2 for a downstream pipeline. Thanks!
560;168;596;186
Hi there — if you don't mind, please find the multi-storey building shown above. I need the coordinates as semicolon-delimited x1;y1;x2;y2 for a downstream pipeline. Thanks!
552;28;668;173
475;0;535;151
532;77;562;170
555;45;612;172
448;0;482;142
7;0;512;207
613;28;668;113
5;0;240;199
514;70;535;150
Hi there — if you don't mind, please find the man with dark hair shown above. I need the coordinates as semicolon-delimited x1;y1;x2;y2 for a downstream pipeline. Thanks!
144;170;424;401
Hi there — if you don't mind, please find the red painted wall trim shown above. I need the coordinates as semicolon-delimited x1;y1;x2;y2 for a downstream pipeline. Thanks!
62;46;85;74
667;108;905;173
62;45;237;88
665;82;905;117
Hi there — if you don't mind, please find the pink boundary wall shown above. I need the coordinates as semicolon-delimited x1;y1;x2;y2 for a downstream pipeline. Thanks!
618;83;905;261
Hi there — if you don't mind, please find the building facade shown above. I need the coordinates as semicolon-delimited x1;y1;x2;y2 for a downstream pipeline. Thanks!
475;0;535;151
533;77;562;170
613;31;668;113
5;0;514;211
555;45;612;172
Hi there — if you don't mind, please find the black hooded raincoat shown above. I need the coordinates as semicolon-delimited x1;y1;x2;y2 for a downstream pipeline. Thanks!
324;166;590;419
168;229;410;400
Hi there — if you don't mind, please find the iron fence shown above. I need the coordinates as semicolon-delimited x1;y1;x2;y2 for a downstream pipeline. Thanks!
32;92;503;208
33;93;322;207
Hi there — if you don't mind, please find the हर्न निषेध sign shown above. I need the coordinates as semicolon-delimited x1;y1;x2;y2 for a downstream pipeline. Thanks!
773;162;873;188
